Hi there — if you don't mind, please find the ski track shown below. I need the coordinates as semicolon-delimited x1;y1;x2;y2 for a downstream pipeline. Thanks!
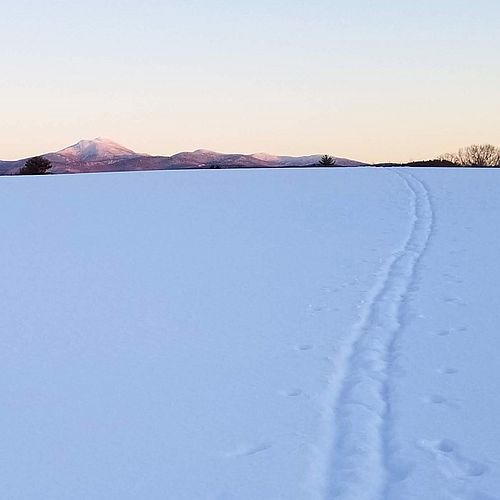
318;170;434;500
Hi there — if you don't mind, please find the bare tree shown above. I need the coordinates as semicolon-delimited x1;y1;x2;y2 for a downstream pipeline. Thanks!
440;144;500;167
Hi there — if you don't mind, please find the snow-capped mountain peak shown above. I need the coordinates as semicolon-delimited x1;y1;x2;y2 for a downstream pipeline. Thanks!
193;149;217;154
56;137;138;162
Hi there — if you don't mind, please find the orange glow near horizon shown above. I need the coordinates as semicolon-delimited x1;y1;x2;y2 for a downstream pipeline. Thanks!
1;1;499;164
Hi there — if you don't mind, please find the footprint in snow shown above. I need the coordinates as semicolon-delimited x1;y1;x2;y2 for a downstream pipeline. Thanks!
308;304;325;313
444;296;467;307
225;442;272;458
295;344;313;351
423;394;461;409
436;326;467;337
281;388;303;397
437;329;453;337
442;273;464;284
427;394;448;405
437;367;458;375
419;439;488;479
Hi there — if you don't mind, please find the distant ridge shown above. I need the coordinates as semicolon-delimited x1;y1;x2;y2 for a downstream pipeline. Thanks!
0;138;365;175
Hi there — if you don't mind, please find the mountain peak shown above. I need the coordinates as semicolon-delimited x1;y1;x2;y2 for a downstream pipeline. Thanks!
57;138;138;161
251;153;280;162
193;149;218;154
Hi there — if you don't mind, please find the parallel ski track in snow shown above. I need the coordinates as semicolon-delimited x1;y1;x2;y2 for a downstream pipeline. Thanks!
318;171;434;500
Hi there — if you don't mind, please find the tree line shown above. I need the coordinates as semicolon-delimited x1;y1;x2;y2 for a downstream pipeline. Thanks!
318;145;500;168
316;145;500;168
439;144;500;167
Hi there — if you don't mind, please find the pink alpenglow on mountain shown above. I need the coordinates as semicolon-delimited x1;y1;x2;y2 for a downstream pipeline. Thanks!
56;138;139;162
0;138;365;175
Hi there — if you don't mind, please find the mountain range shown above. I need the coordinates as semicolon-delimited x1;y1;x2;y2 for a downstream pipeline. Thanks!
0;137;365;175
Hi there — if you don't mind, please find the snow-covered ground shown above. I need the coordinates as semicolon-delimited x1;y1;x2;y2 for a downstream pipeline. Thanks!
0;168;499;499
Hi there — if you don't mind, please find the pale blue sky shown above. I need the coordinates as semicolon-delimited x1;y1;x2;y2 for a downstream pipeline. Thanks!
2;0;499;162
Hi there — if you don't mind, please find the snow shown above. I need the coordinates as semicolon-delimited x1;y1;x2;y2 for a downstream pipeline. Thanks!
251;152;281;161
57;137;137;161
0;168;499;499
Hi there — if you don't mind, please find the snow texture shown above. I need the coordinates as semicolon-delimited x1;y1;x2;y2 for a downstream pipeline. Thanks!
0;168;499;499
57;137;138;161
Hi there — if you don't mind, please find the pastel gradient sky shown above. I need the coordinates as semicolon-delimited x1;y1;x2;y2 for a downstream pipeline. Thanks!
2;0;499;163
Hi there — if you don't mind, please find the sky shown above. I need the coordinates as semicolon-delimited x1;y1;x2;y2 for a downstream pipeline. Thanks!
1;0;499;163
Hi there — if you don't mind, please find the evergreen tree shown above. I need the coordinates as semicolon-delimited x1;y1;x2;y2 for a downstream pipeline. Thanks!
17;156;53;175
318;154;336;166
